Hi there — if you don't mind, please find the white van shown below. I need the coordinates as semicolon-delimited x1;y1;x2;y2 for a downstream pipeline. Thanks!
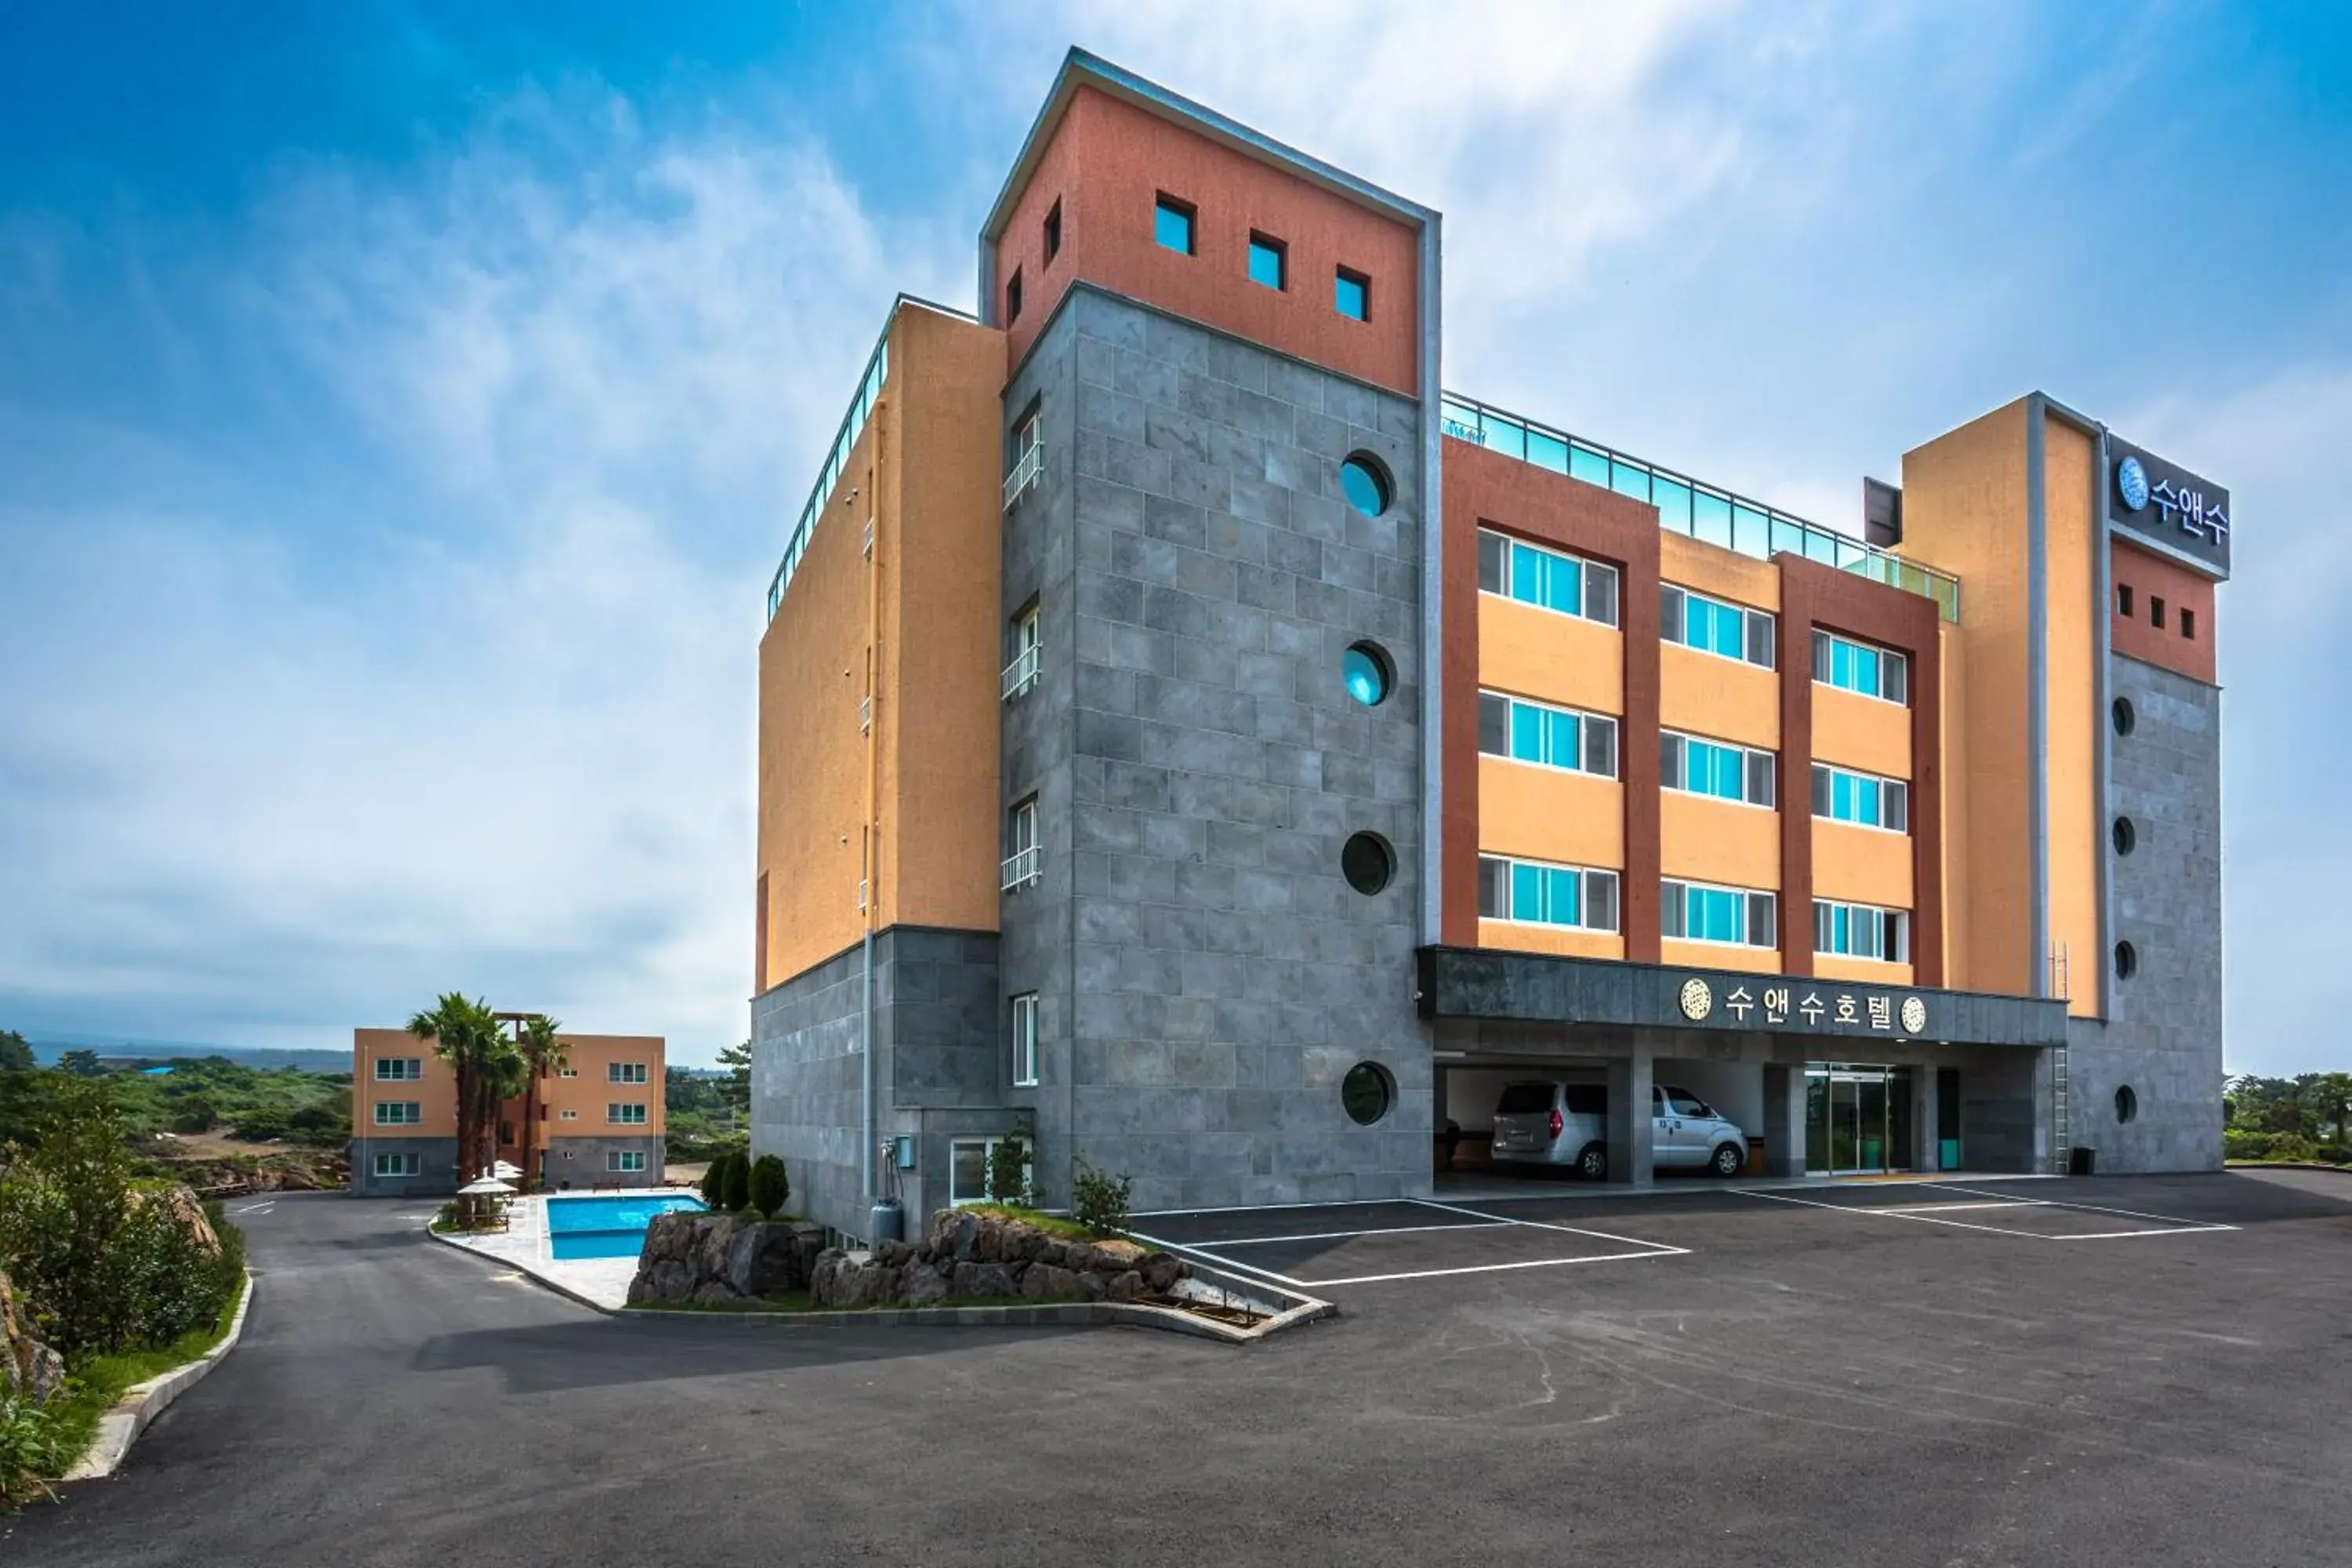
1490;1081;1750;1179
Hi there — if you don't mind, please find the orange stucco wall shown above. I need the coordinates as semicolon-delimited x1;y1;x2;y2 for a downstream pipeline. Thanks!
2111;535;2217;684
757;304;1007;993
1662;532;1781;613
1660;791;1780;891
1661;937;1782;976
1659;644;1780;752
1478;920;1626;961
1477;757;1624;871
353;1029;458;1138
992;85;1421;394
1478;594;1623;716
353;1029;666;1140
1812;819;1915;909
2045;420;2101;1017
1814;954;1916;988
1900;401;2034;996
1811;684;1911;778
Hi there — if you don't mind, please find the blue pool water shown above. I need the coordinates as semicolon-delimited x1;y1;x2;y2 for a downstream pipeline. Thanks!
547;1193;706;1261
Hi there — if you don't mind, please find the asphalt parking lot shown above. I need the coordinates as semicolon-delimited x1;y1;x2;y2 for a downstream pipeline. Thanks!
11;1170;2350;1567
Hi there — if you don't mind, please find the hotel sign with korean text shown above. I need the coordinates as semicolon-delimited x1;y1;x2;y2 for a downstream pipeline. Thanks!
2109;435;2230;579
1678;975;1929;1036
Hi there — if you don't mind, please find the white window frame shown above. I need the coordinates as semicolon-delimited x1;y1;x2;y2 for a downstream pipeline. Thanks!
1661;730;1777;809
559;1109;579;1122
1811;629;1911;706
1661;583;1776;669
1003;410;1044;510
1476;854;1621;934
608;1062;648;1085
1809;762;1911;833
607;1150;648;1174
1002;602;1041;699
1002;797;1041;890
1475;528;1621;628
1011;992;1040;1087
373;1102;423;1127
608;1102;648;1126
1660;878;1779;949
372;1152;420;1178
1476;689;1620;779
949;1136;1034;1207
374;1058;423;1082
558;1066;578;1078
1813;898;1912;963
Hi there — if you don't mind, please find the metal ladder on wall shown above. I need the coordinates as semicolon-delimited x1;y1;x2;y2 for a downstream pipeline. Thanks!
2046;942;2072;1173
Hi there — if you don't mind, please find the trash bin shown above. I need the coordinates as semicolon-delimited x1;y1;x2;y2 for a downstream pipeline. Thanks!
2068;1145;2096;1176
1747;1135;1768;1176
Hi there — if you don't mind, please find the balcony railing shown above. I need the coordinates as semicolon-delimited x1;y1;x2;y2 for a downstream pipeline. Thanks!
1003;441;1044;510
1000;847;1040;891
1001;642;1040;699
1440;393;1961;622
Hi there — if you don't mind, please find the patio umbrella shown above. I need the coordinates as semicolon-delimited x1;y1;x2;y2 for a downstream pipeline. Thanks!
492;1161;524;1179
456;1178;517;1196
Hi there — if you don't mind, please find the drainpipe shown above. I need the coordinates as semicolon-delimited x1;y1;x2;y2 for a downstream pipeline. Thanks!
861;407;887;1208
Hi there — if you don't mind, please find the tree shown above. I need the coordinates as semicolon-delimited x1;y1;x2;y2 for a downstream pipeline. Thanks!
718;1150;750;1212
716;1040;752;1120
407;994;522;1213
0;1031;31;1072
2298;1073;2352;1150
60;1051;101;1077
747;1154;789;1219
514;1015;569;1194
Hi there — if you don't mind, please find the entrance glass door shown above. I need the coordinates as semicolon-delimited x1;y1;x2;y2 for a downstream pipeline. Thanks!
1805;1065;1915;1174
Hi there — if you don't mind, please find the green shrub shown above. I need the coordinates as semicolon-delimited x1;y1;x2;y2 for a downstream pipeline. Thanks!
166;1100;217;1136
1069;1155;1132;1238
230;1109;289;1142
717;1150;750;1213
0;1394;70;1510
746;1155;789;1219
697;1159;727;1207
985;1134;1032;1207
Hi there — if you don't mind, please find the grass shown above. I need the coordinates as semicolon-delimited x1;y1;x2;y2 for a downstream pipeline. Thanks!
625;1290;1091;1316
963;1204;1102;1241
40;1276;247;1481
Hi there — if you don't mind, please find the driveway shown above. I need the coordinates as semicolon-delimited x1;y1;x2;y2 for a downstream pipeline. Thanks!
7;1171;2350;1566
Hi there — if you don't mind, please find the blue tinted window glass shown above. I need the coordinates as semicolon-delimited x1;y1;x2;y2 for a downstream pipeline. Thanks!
1569;443;1610;486
1610;460;1651;503
1833;906;1850;953
1831;641;1854;689
1248;238;1284;289
1547;710;1578;768
1857;779;1881;827
1483;417;1526;460
1509;543;1543;604
1855;644;1880;697
1653;477;1693;532
1704;889;1739;943
1335;270;1368;320
1711;746;1743;800
1547;869;1580;927
1526;429;1570;473
1546;554;1581;615
1832;771;1855;821
1512;863;1542;921
1155;200;1192;253
1511;703;1544;762
1342;646;1388;706
1693;492;1734;550
1340;457;1389;518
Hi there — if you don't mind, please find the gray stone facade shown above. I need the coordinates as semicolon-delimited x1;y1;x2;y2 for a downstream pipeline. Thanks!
347;1137;459;1198
2067;653;2225;1172
998;287;1432;1214
752;926;1004;1240
542;1134;666;1190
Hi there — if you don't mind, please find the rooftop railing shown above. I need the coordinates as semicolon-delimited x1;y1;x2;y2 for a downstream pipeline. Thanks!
767;331;889;623
1441;394;1960;622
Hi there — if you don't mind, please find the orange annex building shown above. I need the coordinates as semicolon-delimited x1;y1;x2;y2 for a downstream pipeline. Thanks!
750;51;2228;1242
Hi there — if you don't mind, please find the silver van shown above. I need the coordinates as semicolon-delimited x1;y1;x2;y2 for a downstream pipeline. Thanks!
1489;1081;1750;1178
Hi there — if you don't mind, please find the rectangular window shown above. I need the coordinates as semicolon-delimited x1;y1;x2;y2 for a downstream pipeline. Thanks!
2150;594;2165;630
560;1109;579;1121
1661;584;1774;668
1477;690;1618;779
1810;630;1909;704
1477;854;1621;932
1004;267;1022;325
1003;797;1041;890
1004;601;1041;699
558;1066;577;1078
2181;606;2196;640
950;1137;1033;1207
373;1102;422;1127
374;1058;423;1081
1813;898;1911;962
1043;198;1062;263
1475;528;1619;626
2116;583;2134;618
607;1150;648;1174
1810;763;1909;831
608;1103;648;1126
1154;194;1195;255
1660;731;1776;808
1334;267;1369;321
1004;404;1044;510
372;1152;420;1178
1247;232;1286;291
1011;992;1040;1087
1660;880;1777;949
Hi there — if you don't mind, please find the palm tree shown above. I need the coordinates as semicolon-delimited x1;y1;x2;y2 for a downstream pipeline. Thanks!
514;1015;568;1193
408;993;522;1214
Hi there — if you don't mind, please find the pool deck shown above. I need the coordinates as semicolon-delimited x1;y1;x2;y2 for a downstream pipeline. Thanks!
433;1189;689;1311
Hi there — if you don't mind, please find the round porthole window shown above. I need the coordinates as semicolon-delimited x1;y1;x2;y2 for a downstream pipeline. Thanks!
1341;1061;1396;1126
2114;940;2138;980
2112;697;2136;736
1342;641;1394;707
2112;816;2136;856
2114;1084;2139;1124
1340;452;1392;518
1341;831;1395;895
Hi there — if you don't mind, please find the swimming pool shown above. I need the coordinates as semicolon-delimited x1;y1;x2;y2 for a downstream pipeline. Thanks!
546;1193;706;1261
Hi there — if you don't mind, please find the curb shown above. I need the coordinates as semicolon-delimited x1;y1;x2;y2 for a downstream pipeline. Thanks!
2227;1160;2352;1174
426;1220;1333;1343
63;1271;256;1483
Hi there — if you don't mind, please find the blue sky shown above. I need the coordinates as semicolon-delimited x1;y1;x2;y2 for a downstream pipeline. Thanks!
2;2;2346;1070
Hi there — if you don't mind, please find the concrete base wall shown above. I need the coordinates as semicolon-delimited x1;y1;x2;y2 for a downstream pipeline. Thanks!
541;1135;666;1190
348;1137;460;1197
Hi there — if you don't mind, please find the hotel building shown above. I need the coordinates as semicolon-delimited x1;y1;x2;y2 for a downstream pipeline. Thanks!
751;50;2228;1240
348;1025;667;1197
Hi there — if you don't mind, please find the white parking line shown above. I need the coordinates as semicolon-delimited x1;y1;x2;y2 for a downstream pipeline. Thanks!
1871;1200;2053;1214
1200;1219;1512;1247
230;1201;277;1215
1930;1182;2239;1228
1411;1198;1685;1253
1733;1186;2234;1239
